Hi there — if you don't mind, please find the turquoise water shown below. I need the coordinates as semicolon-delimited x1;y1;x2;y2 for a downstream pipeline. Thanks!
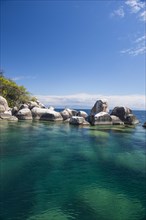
0;110;146;220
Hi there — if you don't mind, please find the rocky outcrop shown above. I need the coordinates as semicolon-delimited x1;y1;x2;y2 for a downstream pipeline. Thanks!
142;122;146;128
69;116;90;125
16;108;32;120
89;112;112;125
110;106;139;125
31;107;63;121
90;99;109;115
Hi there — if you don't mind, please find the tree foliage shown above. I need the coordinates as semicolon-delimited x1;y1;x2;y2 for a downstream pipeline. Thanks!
0;74;36;107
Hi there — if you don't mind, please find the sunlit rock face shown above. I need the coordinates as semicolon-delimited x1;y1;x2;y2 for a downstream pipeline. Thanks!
61;108;78;120
70;116;90;125
110;115;124;125
111;106;139;125
77;110;88;118
90;99;109;116
89;112;113;125
31;107;63;121
0;96;10;112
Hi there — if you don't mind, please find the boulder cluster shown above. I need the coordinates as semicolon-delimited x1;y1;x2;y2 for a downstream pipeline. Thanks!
0;96;144;126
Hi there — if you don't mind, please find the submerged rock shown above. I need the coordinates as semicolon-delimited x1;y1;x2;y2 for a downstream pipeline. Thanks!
27;208;68;220
79;186;145;220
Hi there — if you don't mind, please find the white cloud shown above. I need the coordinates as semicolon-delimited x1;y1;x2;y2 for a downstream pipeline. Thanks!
36;93;146;110
111;6;125;18
134;35;146;43
111;0;146;22
12;75;36;81
120;34;146;56
125;0;145;13
139;10;146;21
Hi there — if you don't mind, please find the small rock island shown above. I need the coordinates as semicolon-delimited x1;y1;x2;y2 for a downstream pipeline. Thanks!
0;95;143;127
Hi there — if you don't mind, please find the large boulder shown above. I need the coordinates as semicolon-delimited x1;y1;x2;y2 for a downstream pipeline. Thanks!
69;116;90;125
111;106;139;125
17;108;32;120
60;108;78;120
110;106;132;121
0;113;18;121
90;99;109;115
89;112;112;125
0;96;9;112
31;107;63;121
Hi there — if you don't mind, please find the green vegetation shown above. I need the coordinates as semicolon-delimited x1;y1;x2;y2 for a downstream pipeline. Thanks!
0;73;36;107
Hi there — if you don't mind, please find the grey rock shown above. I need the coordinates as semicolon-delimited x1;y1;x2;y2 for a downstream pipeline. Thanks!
111;115;124;125
90;99;109;115
124;114;139;125
19;104;29;110
8;116;18;121
27;101;40;110
17;108;32;120
89;112;112;125
31;107;63;121
111;106;132;121
69;116;87;125
0;96;9;112
77;110;88;118
12;106;18;116
61;108;78;120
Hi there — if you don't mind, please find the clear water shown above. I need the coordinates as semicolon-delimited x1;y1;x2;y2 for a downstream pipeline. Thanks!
0;110;146;220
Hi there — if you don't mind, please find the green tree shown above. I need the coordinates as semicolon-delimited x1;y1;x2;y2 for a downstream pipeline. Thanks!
0;74;35;107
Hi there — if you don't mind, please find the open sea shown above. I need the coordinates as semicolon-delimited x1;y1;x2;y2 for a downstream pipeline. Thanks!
0;110;146;220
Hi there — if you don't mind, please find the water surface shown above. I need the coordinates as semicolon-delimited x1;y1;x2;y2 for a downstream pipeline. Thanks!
0;110;146;220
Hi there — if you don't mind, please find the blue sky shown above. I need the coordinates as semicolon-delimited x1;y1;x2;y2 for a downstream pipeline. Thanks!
1;0;146;109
